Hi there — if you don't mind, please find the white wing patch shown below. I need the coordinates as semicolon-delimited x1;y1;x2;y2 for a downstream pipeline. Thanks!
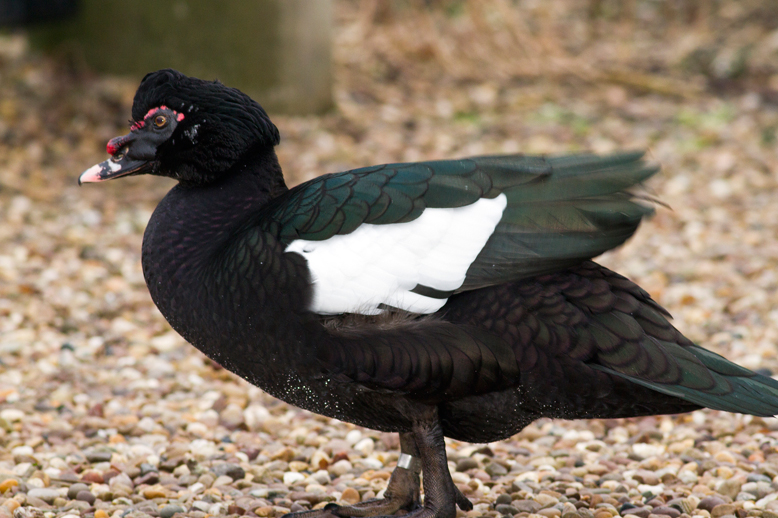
285;194;507;315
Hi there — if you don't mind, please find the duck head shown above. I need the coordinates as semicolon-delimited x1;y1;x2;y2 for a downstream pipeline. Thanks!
79;69;280;186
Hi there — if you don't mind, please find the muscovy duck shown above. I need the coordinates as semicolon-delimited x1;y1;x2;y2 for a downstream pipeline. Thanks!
80;69;778;518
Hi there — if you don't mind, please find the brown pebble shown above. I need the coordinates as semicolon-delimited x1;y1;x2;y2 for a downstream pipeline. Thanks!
515;500;542;513
712;504;738;518
228;504;247;515
364;471;391;481
255;506;275;517
595;511;613;518
700;498;728;512
332;452;349;463
0;479;18;493
81;470;104;484
143;485;168;499
651;507;681;518
341;487;360;505
539;509;562;518
76;490;96;504
634;470;660;486
271;448;295;462
135;472;160;486
626;507;652;518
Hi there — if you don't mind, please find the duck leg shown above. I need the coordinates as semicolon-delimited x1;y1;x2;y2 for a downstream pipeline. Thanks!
285;408;471;518
321;432;422;517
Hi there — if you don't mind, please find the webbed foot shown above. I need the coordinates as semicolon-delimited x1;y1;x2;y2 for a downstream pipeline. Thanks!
283;408;471;518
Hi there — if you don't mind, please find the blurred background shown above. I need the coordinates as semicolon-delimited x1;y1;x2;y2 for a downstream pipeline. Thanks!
1;0;778;488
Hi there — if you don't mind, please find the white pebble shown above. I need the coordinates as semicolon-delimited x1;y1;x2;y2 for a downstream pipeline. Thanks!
196;409;220;427
346;429;362;445
305;483;327;494
187;422;210;437
638;484;665;494
190;439;218;457
26;478;44;488
329;459;353;476
284;471;306;485
11;445;33;456
243;405;270;430
1;409;24;422
354;438;374;455
632;443;665;459
358;457;383;469
209;503;227;515
136;416;157;432
48;457;68;470
678;471;698;483
310;450;331;469
13;462;32;476
312;470;331;485
213;475;233;487
756;493;778;508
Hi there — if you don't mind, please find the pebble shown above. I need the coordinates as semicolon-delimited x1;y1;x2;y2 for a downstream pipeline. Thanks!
536;494;559;508
213;475;234;486
457;458;479;472
515;500;542;513
142;485;168;499
94;510;109;518
341;487;360;505
86;451;113;463
719;479;744;499
26;488;61;504
76;490;96;504
0;480;18;493
0;410;24;422
80;470;104;483
3;501;20;513
66;483;89;500
700;498;729;512
284;472;307;485
712;504;738;518
160;504;186;518
651;507;681;518
329;460;353;476
486;462;508;477
211;462;245;480
497;503;520;515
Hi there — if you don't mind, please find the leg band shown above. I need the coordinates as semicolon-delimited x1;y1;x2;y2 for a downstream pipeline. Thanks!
397;453;414;469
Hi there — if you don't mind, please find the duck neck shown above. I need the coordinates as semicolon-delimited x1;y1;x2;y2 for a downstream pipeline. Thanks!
141;148;314;374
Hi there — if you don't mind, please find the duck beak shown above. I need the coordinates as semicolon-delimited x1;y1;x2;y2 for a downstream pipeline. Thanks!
78;132;156;185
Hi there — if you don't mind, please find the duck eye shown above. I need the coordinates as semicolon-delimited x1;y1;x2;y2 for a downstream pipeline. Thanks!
154;115;167;128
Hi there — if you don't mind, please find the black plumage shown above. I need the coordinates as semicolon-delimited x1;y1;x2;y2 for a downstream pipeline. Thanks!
80;69;778;518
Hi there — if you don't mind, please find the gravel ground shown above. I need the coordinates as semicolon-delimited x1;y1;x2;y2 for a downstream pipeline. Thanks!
2;2;778;518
